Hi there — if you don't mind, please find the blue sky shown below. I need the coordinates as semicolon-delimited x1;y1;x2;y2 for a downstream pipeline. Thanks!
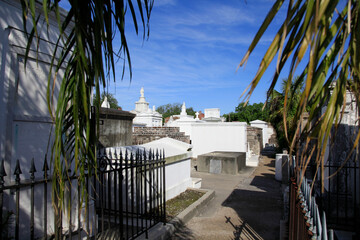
61;0;291;114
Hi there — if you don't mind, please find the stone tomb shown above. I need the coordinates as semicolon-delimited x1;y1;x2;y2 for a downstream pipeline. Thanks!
197;151;246;175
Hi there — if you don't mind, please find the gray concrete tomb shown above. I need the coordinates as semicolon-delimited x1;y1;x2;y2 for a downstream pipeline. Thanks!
197;151;246;175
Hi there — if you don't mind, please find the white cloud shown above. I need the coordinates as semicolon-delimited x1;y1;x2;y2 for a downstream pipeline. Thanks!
155;0;177;7
155;2;256;28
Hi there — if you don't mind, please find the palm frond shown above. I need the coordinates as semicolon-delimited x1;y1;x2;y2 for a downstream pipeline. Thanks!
20;0;153;215
241;0;360;188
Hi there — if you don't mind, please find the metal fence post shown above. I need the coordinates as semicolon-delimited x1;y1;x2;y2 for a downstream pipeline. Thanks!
14;159;22;240
0;159;7;240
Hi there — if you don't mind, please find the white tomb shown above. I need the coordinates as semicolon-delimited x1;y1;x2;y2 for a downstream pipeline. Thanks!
166;103;251;161
105;137;196;200
203;108;224;122
131;87;162;127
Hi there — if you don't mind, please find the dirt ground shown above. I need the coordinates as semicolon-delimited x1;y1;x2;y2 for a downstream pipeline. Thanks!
170;156;283;240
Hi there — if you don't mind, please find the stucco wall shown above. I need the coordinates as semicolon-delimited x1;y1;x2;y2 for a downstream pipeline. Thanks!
0;1;95;239
247;126;263;155
250;121;268;148
0;0;70;178
190;122;248;158
98;108;135;147
165;158;192;200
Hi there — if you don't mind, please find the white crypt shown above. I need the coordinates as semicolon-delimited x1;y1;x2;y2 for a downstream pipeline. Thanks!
131;87;162;127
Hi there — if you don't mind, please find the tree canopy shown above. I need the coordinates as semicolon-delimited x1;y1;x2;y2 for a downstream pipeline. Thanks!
93;92;120;110
240;0;360;184
157;103;196;122
223;102;269;124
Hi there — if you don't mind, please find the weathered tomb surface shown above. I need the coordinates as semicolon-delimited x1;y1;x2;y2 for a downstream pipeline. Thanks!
197;151;246;175
98;107;135;147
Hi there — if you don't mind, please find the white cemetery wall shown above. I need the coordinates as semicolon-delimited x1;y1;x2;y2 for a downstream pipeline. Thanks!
190;122;248;158
165;157;192;200
175;122;193;137
0;0;69;178
0;1;97;238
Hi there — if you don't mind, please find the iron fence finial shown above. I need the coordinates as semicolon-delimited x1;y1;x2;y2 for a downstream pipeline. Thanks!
30;158;37;181
0;159;7;178
29;158;37;174
42;155;49;172
14;159;22;183
0;159;6;186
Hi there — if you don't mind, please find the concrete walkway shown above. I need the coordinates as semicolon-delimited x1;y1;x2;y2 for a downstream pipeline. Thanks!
169;156;283;240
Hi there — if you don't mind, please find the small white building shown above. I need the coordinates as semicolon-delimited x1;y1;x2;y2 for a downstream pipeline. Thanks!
131;87;162;127
203;108;225;122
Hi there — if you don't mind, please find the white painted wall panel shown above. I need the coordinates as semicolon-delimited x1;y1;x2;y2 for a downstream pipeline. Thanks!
190;122;247;158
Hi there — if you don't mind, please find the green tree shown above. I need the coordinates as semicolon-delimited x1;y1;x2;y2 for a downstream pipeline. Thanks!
240;0;360;182
186;107;196;117
21;0;153;220
157;103;182;120
93;92;120;109
267;77;304;151
235;102;269;123
223;102;269;124
223;112;239;122
157;103;196;123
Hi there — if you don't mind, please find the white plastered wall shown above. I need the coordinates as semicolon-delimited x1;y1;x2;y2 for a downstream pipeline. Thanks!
190;122;248;158
0;1;95;238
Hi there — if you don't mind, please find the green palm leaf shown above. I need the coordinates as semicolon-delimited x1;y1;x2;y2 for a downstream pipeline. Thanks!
20;0;153;223
241;0;360;189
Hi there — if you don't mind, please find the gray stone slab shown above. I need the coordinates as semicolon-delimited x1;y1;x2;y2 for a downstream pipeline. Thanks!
209;159;222;174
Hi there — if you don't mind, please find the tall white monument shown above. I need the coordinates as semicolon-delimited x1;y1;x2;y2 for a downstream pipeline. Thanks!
101;96;110;108
134;87;149;113
131;87;162;127
180;102;187;116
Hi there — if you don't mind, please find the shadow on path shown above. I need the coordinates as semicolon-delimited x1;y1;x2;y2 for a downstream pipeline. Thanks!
169;218;196;240
222;157;282;240
225;216;264;240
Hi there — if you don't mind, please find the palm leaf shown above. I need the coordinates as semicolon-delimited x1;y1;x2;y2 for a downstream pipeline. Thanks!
241;0;360;190
21;0;153;222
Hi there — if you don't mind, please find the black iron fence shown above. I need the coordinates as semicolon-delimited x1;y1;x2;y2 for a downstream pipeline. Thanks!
0;149;166;240
308;160;359;232
95;148;166;239
288;153;360;239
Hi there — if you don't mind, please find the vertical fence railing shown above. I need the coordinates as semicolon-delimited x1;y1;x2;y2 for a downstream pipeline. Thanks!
0;156;94;240
321;161;358;231
0;148;166;239
289;160;334;240
95;148;166;239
